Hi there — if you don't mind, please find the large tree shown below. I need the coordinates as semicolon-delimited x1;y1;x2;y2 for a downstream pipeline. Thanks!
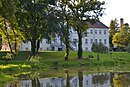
15;0;58;59
109;18;118;49
67;0;105;59
55;0;73;61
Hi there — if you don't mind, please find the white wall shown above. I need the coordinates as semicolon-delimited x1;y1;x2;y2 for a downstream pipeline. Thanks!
20;39;51;51
82;28;109;51
70;28;109;51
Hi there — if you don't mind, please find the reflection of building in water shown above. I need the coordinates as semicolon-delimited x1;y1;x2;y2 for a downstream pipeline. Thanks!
19;78;66;87
5;73;110;87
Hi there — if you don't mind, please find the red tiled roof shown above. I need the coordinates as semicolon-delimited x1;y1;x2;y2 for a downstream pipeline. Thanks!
88;21;109;29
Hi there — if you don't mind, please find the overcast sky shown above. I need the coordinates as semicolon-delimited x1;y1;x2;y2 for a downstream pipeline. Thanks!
99;0;130;26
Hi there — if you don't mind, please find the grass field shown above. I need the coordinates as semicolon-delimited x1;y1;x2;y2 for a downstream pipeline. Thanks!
0;51;130;69
13;51;130;61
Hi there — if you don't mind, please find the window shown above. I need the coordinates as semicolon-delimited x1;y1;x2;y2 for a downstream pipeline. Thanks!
95;30;97;34
90;30;93;34
99;30;101;34
99;39;102;43
95;39;97;43
104;39;106;44
104;30;106;34
91;39;93;43
85;39;88;44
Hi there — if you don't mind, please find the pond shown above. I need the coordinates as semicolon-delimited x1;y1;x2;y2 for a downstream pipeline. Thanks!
3;69;130;87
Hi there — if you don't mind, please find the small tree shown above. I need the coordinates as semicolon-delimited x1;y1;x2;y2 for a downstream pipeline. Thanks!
91;42;108;60
112;23;130;51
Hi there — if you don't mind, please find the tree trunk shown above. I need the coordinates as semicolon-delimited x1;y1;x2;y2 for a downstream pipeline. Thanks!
0;34;2;50
78;70;83;87
110;72;114;87
13;30;17;53
65;69;70;87
29;26;37;60
3;19;14;57
36;39;40;53
29;39;37;60
65;35;69;61
64;18;69;61
11;23;18;54
77;31;83;60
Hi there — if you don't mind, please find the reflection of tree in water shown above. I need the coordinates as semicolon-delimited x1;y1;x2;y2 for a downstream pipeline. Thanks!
92;73;109;85
113;73;130;87
78;70;83;87
65;69;70;87
4;82;20;87
110;72;114;87
27;73;40;87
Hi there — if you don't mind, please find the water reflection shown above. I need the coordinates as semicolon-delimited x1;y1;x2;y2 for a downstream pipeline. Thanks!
4;71;130;87
113;73;130;87
65;69;70;87
78;70;83;87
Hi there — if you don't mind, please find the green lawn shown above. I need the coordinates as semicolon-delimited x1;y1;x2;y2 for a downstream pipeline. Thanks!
0;51;130;69
16;51;130;62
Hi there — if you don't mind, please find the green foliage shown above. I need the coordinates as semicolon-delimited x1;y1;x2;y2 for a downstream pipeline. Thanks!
109;18;118;37
112;23;130;49
63;0;105;59
91;42;108;60
109;18;118;48
112;32;129;48
0;0;23;53
91;42;108;53
0;73;16;87
29;56;41;63
15;0;59;56
2;53;13;61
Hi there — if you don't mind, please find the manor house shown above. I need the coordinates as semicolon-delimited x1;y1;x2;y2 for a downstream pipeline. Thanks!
19;21;109;51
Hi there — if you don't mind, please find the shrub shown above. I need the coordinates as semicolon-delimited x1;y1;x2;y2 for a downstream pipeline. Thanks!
29;56;41;63
91;42;108;53
91;42;108;60
2;53;13;62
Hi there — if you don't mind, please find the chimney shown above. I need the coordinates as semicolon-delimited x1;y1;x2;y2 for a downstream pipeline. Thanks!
120;18;124;28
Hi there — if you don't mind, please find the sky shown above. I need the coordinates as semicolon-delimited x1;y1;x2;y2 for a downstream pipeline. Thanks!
99;0;130;27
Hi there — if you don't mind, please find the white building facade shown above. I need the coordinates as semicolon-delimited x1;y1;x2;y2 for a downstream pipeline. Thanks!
20;21;109;51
